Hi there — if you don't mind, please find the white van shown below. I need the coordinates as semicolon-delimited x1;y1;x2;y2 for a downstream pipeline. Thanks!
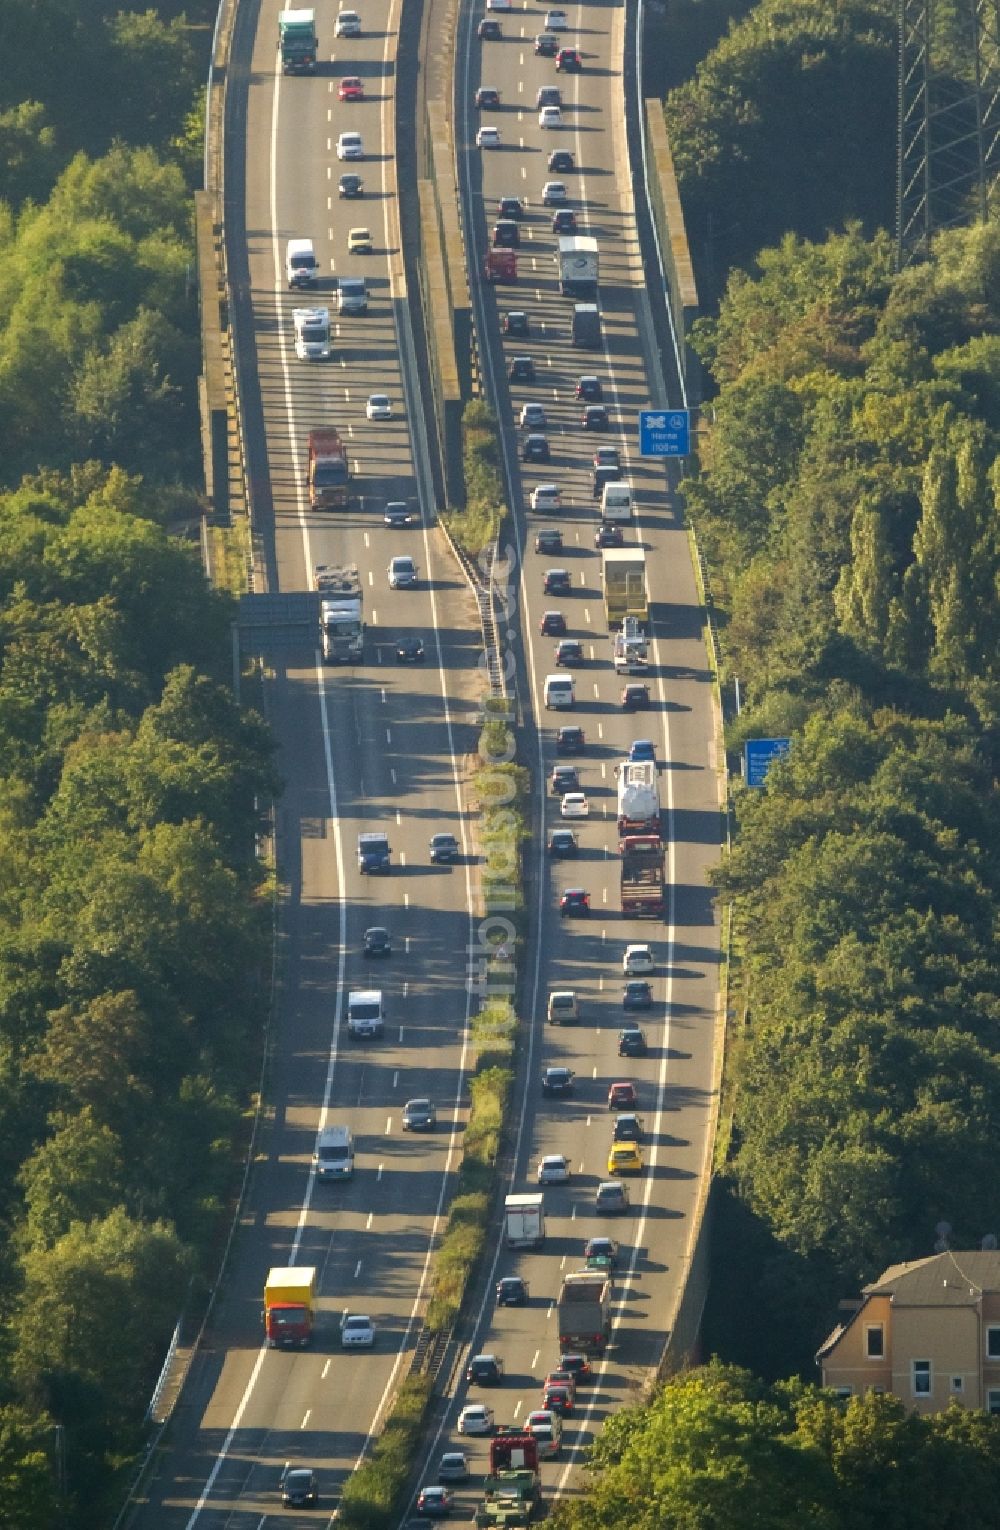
525;1409;563;1457
601;482;633;522
314;1125;354;1180
286;238;318;288
347;989;384;1038
337;276;368;314
543;674;575;709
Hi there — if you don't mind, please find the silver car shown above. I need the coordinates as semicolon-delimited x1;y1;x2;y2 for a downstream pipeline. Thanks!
402;1098;437;1131
388;556;418;588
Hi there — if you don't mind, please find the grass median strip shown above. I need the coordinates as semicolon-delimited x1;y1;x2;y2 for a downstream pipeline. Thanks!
441;399;504;558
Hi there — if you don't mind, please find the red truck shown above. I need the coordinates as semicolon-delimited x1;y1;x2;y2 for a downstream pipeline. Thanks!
490;1431;540;1474
620;834;665;918
307;427;350;509
485;248;517;282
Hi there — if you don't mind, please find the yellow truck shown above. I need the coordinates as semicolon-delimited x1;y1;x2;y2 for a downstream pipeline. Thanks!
264;1266;317;1348
602;548;648;629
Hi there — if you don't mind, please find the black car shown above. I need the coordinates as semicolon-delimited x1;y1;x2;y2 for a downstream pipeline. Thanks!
542;1066;576;1097
556;46;583;71
547;827;578;856
363;925;391;957
384;501;414;527
558;1352;592;1382
560;887;591;916
510;355;536;384
555;639;583;666
479;17;503;37
493;219;520;249
613;1112;646;1142
576;375;603;401
338;173;363;198
595;523;624;548
498;195;525;219
548;149;575;173
522;433;550;463
429;832;459;863
281;1466;319;1507
543;568;571;595
476;86;501;108
496;1275;529;1306
583;404;609;430
592;464;622;496
550;764;579;795
539;608;566;635
622;682;651;711
556;725;585;755
623;979;653;1011
466;1353;504;1385
396;636;425;662
618;1025;648;1057
584;1236;621;1269
552;208;578;233
534;30;559;54
502;310;529;337
535;527;562;553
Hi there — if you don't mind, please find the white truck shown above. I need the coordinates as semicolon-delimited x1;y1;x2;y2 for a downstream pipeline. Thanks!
504;1193;545;1248
614;614;648;673
315;563;363;663
293;306;331;360
556;235;599;297
616;760;660;835
347;989;384;1039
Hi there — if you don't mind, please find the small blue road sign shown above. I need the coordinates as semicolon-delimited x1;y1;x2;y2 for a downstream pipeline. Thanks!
638;409;691;457
744;737;791;787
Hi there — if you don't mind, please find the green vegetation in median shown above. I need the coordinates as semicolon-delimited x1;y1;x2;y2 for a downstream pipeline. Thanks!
338;1375;434;1530
441;399;506;557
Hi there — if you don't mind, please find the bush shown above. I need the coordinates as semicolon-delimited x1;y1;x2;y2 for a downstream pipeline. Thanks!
338;1376;433;1530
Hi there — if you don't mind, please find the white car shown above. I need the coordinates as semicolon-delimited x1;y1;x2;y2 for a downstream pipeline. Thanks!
337;132;363;160
538;106;562;128
519;403;547;429
340;1313;375;1347
458;1403;495;1435
537;1153;571;1184
531;484;561;511
366;394;392;420
560;791;589;818
623;943;655;975
544;8;568;27
486;0;511;9
335;8;362;34
388;555;418;588
477;126;502;149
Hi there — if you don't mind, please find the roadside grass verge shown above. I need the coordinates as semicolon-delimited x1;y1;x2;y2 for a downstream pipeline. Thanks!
338;1375;434;1530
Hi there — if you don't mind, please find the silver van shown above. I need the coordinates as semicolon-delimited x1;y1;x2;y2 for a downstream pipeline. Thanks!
314;1125;354;1180
337;276;368;314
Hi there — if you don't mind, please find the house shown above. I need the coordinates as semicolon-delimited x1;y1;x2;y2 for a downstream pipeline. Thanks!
816;1251;1000;1415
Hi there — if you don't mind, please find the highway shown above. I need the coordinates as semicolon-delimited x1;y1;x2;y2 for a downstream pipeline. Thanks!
134;0;488;1521
402;0;724;1514
133;0;722;1520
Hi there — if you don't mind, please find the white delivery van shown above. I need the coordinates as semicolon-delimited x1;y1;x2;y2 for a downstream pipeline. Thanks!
286;238;318;288
337;276;368;314
601;482;633;522
314;1125;355;1179
544;674;575;709
347;989;384;1038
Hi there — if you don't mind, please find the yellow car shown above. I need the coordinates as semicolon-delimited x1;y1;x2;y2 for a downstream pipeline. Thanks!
347;227;373;253
607;1142;643;1176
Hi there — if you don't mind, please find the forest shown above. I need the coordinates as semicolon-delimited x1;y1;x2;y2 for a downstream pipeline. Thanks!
0;4;275;1525
668;0;1000;1383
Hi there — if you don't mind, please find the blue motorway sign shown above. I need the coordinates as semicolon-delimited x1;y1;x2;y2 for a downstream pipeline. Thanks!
638;408;691;458
744;737;791;787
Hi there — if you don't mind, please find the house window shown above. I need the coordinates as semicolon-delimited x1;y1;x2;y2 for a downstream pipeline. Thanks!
951;1376;964;1394
988;1390;1000;1417
833;1386;853;1400
913;1360;931;1396
865;1325;885;1359
987;1326;1000;1360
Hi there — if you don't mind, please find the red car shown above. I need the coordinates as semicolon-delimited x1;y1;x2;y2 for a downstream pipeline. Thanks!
338;76;364;100
608;1081;638;1111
